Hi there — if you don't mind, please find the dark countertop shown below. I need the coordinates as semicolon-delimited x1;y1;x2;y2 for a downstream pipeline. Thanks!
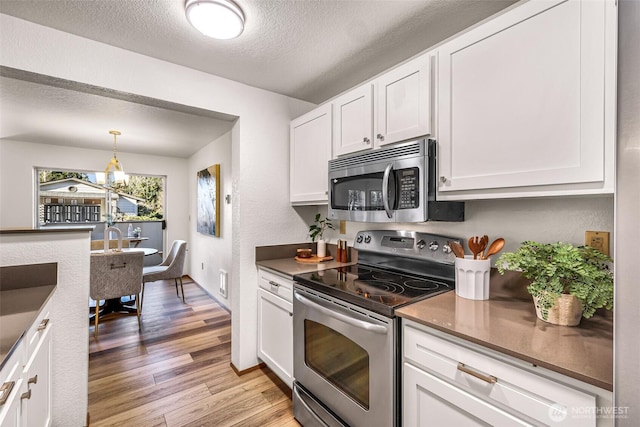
396;270;613;391
256;258;356;277
255;242;357;277
0;227;94;234
0;262;58;370
0;285;56;369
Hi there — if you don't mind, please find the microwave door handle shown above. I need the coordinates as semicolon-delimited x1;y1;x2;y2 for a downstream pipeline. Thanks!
382;163;393;219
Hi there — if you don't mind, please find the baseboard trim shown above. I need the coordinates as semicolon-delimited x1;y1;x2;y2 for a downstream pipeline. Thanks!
230;361;266;377
184;275;231;314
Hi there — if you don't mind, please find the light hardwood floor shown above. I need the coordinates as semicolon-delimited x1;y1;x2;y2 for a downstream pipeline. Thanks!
88;277;301;427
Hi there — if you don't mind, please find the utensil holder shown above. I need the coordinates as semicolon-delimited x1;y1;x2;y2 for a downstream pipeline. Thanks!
455;255;491;300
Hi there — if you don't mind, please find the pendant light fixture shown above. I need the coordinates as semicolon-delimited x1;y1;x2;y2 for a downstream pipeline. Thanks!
185;0;245;40
96;130;128;185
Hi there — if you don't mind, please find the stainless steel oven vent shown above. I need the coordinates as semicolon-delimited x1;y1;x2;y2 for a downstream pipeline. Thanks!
329;139;426;171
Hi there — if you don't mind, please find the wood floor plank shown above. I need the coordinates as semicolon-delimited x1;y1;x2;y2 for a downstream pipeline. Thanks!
233;399;297;427
92;383;212;427
88;276;299;426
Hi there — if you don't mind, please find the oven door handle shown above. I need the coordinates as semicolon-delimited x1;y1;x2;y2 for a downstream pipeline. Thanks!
295;292;388;335
381;162;393;219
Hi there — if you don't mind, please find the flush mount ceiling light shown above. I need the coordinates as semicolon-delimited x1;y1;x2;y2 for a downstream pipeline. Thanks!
185;0;245;40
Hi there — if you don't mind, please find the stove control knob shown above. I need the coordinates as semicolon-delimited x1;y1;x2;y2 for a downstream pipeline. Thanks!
364;234;372;244
428;241;439;251
442;244;452;254
356;234;364;243
416;239;426;249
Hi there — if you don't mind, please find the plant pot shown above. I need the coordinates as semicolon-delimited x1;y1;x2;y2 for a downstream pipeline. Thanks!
316;240;326;258
533;294;583;326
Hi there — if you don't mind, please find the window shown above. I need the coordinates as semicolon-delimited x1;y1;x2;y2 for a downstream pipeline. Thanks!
37;169;164;226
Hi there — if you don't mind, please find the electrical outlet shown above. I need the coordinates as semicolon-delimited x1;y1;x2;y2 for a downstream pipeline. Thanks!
219;269;228;298
585;231;610;257
340;220;346;235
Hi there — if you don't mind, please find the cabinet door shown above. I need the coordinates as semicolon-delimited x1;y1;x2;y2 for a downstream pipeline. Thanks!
437;0;614;198
0;350;24;427
290;104;332;205
332;83;374;157
376;53;431;147
21;326;51;427
403;363;531;427
257;288;293;388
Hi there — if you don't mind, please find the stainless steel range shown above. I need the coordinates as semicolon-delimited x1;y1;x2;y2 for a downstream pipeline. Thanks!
292;230;460;427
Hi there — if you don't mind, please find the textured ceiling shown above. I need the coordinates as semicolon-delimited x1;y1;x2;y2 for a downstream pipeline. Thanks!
0;0;517;157
0;73;237;158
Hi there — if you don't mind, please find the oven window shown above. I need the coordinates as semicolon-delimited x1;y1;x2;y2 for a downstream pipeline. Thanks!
304;319;370;409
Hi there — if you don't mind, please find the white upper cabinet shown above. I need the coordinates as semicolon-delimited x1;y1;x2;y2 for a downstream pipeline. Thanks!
290;104;332;205
437;0;616;199
332;83;374;157
376;53;432;147
332;52;434;157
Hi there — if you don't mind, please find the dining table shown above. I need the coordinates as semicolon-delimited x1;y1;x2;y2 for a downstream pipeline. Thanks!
89;247;159;319
90;247;158;256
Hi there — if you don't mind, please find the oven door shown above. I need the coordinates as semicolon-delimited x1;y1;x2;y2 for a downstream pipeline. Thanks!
293;285;396;427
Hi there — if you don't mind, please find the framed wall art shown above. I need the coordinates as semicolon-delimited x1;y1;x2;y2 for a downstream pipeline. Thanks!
197;164;221;237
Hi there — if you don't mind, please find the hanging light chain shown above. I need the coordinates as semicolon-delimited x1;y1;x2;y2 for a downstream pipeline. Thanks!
110;130;121;159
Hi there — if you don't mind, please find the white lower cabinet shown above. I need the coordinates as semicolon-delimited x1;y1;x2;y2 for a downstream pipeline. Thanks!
21;325;51;427
257;268;293;388
404;363;531;426
0;352;24;426
0;298;53;427
402;319;612;427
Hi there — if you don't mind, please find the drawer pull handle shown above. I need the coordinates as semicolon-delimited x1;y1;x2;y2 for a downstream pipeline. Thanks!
28;375;38;385
37;318;50;331
457;362;497;384
0;381;15;405
21;389;31;400
269;281;281;292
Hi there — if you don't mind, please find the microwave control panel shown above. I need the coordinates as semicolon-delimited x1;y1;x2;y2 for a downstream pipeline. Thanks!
398;168;419;209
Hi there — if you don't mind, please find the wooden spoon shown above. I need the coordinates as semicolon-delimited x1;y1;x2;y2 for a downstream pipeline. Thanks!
483;238;505;260
468;236;484;260
448;241;465;258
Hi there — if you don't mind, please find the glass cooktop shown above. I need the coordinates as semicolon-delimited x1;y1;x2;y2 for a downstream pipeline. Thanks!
294;265;453;317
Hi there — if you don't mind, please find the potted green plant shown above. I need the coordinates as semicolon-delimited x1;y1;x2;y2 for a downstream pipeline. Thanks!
308;213;335;258
497;241;613;326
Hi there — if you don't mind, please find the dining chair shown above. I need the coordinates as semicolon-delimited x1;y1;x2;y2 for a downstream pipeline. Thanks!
90;251;144;338
141;240;187;308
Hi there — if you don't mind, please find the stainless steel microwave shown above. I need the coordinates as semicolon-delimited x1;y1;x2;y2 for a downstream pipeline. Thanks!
328;139;464;223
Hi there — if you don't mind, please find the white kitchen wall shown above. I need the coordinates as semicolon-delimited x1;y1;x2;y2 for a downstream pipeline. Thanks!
333;196;614;260
188;129;234;308
615;0;640;421
0;13;315;371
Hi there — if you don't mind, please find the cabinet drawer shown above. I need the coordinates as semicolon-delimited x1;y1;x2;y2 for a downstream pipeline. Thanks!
403;322;596;426
258;268;293;302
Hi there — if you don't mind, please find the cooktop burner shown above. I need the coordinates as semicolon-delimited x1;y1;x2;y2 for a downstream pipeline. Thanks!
294;264;453;317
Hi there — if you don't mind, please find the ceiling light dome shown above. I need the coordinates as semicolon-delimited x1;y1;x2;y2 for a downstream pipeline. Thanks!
185;0;245;40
